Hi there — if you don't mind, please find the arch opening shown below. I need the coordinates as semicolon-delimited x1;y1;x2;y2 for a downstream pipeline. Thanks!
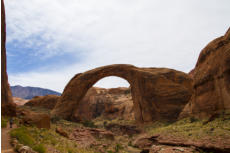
72;76;135;122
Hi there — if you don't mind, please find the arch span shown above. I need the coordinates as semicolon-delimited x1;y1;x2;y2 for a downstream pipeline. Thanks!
51;64;193;123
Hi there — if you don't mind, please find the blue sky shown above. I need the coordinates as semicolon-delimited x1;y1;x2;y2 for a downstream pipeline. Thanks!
5;0;230;92
7;39;79;73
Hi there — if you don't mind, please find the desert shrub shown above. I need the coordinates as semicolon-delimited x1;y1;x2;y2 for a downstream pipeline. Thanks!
103;121;107;127
67;148;74;153
128;141;132;146
33;144;46;153
115;144;123;152
82;120;97;128
124;89;131;95
10;126;35;147
51;115;61;123
1;117;8;128
189;116;198;123
15;144;21;152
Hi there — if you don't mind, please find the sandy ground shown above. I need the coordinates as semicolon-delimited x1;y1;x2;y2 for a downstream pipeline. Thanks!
1;123;16;153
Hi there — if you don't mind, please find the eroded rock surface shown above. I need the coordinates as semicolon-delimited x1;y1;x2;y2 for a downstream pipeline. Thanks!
70;127;114;147
73;87;134;121
56;127;69;138
180;28;230;118
1;0;15;116
105;123;142;136
25;95;59;109
17;109;50;129
133;134;230;153
52;65;193;123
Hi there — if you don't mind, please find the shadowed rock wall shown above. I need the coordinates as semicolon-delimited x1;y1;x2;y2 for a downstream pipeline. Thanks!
1;0;16;116
1;0;13;104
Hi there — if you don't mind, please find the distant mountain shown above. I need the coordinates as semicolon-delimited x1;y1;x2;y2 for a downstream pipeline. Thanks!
10;85;61;99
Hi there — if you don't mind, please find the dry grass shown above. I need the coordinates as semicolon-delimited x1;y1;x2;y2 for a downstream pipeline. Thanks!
145;115;230;141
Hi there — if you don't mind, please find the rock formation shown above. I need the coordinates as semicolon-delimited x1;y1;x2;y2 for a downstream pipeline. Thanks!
180;28;230;118
72;87;134;121
1;0;16;116
17;108;50;129
52;65;193;123
1;0;12;104
25;95;59;109
13;97;29;106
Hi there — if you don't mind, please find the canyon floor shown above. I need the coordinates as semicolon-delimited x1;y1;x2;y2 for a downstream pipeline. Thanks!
3;104;230;153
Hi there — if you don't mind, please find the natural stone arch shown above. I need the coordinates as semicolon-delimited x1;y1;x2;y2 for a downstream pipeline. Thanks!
51;64;193;123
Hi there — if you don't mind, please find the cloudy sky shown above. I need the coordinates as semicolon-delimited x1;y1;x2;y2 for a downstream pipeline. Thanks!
5;0;230;92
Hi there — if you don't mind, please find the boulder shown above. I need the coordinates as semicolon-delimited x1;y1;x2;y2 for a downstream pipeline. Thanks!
180;28;230;119
18;146;37;153
18;109;50;129
133;134;159;149
25;95;59;109
56;127;69;138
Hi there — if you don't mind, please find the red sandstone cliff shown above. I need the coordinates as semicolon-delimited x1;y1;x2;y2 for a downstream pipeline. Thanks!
180;28;230;118
1;0;16;116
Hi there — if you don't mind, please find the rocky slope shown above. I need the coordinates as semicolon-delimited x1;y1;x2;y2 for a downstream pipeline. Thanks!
11;85;61;99
180;28;230;119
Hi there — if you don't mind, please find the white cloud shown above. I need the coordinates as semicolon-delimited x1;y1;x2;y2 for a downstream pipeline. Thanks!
5;0;230;92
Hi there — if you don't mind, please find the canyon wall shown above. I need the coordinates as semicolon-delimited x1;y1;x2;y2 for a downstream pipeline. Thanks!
1;0;16;116
180;28;230;118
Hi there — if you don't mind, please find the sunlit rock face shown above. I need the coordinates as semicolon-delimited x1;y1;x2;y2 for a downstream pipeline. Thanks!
25;95;60;109
180;28;230;119
52;64;193;123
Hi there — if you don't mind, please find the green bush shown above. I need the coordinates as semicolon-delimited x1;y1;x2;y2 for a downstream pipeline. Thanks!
1;117;8;128
33;144;46;153
115;144;123;153
10;126;35;147
82;120;97;128
51;115;61;123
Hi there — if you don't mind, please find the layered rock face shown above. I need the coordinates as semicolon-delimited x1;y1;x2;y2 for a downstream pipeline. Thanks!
1;0;16;116
25;95;60;109
72;87;134;121
1;0;13;104
180;28;230;118
52;65;193;123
